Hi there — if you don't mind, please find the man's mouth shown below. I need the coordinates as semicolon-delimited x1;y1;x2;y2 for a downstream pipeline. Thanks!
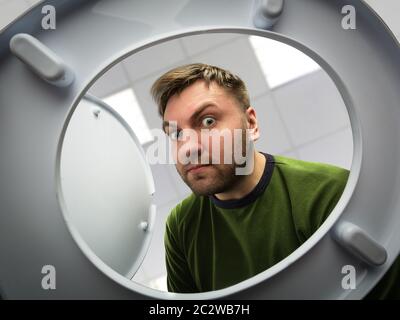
185;164;211;174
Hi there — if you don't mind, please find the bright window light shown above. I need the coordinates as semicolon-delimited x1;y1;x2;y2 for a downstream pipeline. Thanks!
249;36;321;89
103;88;153;145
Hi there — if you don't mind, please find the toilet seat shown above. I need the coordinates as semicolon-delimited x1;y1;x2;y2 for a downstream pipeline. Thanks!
1;0;400;299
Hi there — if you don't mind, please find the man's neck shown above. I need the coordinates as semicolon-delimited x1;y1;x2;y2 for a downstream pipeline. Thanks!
213;151;266;201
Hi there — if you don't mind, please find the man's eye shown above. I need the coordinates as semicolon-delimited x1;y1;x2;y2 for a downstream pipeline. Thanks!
202;117;215;127
170;130;182;140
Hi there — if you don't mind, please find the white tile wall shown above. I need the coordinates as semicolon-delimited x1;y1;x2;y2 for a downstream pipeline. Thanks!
297;127;353;170
279;150;299;158
251;93;293;155
122;39;187;82
128;62;186;130
186;36;270;101
180;32;241;56
272;70;350;146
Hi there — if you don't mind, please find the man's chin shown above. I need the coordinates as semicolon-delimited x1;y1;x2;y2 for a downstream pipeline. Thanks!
193;180;236;196
191;189;218;197
187;183;212;196
187;180;221;196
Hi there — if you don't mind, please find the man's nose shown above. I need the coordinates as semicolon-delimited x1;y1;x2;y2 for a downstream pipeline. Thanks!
181;142;202;163
177;131;204;164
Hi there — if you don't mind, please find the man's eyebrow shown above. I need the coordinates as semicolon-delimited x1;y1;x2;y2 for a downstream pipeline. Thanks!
163;103;218;133
189;103;218;123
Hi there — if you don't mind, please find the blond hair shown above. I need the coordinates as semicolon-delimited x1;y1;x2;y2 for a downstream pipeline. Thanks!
151;63;250;118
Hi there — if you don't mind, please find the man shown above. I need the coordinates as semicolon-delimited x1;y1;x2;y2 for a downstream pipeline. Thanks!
151;63;400;298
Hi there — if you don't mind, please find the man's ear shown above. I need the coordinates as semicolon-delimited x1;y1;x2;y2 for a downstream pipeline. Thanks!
245;106;260;141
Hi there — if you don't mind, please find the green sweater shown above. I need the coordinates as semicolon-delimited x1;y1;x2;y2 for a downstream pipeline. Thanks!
164;152;400;298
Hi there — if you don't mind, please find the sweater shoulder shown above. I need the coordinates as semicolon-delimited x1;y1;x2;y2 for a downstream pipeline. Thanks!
272;155;350;240
273;154;350;186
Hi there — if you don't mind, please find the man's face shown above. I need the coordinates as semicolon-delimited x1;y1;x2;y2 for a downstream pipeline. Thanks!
163;80;255;196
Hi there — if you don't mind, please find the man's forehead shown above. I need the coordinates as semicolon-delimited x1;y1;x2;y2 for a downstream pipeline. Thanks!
168;81;217;105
